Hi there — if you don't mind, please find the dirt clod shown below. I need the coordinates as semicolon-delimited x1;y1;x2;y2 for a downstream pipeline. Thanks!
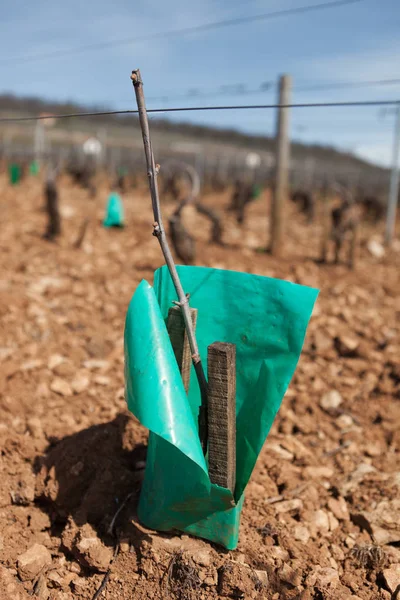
17;544;52;581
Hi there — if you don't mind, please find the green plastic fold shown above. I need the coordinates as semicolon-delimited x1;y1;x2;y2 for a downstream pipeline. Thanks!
29;161;40;176
9;163;21;185
103;192;124;227
124;265;318;549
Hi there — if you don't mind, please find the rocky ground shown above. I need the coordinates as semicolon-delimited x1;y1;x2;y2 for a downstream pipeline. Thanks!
0;172;399;600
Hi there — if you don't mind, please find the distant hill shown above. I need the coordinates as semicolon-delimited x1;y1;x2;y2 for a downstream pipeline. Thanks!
0;92;389;184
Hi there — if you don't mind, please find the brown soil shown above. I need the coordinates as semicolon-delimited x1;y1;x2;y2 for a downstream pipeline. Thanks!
0;173;399;600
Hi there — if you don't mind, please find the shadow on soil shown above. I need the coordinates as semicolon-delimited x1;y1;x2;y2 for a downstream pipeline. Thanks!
33;414;148;546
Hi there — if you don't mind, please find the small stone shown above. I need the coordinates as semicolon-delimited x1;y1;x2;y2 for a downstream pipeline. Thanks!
345;536;356;549
335;336;359;357
29;511;51;532
313;330;332;352
310;510;330;534
82;359;110;371
10;478;35;505
50;378;72;397
73;524;113;572
94;375;111;386
233;552;247;565
269;547;290;561
365;442;382;457
274;499;303;514
34;574;49;599
21;359;43;371
320;390;342;411
53;362;75;378
71;375;90;394
293;525;310;543
71;577;87;592
115;387;125;400
382;565;400;594
327;497;349;521
327;511;339;531
304;466;334;479
278;563;302;587
340;463;376;495
335;414;354;429
46;570;64;589
68;562;81;575
367;239;385;258
27;417;43;439
48;355;65;370
255;570;269;586
17;544;52;581
268;443;294;461
190;549;211;567
119;540;130;553
307;566;339;588
204;574;218;586
355;499;400;544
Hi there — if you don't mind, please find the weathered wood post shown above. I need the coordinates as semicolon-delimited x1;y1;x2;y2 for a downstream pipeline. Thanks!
207;342;236;493
167;306;198;393
270;74;292;256
385;103;400;246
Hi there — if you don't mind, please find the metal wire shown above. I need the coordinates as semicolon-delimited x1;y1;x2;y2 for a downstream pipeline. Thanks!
143;78;400;104
0;99;399;123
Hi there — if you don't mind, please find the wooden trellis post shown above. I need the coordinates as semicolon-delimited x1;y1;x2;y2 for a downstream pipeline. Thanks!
270;74;292;256
167;317;237;494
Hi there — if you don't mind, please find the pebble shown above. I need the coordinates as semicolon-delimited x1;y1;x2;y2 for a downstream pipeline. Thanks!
327;497;349;521
47;355;65;370
83;359;110;371
73;525;113;572
306;566;339;588
293;525;310;544
310;510;330;534
274;499;303;514
50;378;72;397
304;466;334;479
278;563;302;587
71;375;90;394
335;414;354;429
335;335;359;357
26;417;43;439
17;544;52;581
267;443;294;461
94;375;111;386
320;390;343;411
367;239;385;258
382;565;400;595
354;499;400;545
20;359;43;371
327;511;339;531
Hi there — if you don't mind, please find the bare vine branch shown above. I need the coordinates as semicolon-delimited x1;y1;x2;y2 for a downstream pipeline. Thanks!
130;69;208;453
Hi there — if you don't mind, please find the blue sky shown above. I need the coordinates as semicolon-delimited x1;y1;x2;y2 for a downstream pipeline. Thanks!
0;0;399;167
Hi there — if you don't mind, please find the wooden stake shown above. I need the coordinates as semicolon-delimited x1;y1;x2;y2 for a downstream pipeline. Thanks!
167;306;198;393
207;342;236;493
270;74;291;256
